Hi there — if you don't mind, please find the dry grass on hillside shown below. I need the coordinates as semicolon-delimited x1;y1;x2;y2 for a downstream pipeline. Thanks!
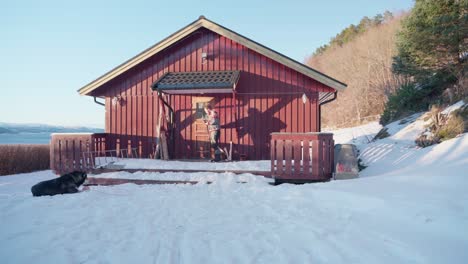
0;145;50;176
307;15;409;129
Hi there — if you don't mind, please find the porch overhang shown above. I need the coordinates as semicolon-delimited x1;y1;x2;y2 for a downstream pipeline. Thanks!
151;70;240;94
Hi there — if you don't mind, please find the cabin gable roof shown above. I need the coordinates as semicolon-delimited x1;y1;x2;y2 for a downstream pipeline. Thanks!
78;16;346;96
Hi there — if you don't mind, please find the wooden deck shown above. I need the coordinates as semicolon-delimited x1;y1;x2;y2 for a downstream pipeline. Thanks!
51;132;334;183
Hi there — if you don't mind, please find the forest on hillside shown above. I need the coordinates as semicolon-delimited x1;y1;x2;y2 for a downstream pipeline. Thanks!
307;0;467;129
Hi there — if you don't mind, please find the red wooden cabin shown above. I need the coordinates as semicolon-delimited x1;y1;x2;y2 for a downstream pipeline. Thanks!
51;16;346;181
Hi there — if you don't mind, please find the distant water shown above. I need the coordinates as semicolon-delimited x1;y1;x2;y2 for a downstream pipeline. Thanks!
0;133;52;144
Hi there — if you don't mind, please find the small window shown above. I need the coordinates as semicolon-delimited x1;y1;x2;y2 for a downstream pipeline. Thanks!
196;102;207;119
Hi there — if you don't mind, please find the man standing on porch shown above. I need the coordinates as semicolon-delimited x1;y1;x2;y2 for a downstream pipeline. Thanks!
204;104;222;162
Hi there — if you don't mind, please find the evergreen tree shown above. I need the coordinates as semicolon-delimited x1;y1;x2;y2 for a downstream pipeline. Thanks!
313;11;394;56
383;11;394;21
393;0;467;81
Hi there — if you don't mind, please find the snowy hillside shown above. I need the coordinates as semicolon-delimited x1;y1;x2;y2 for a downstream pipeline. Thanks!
331;100;467;179
1;104;467;263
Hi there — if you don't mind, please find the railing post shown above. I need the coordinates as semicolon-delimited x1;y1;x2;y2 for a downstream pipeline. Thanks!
270;137;275;175
330;138;335;176
293;139;301;177
58;139;62;173
284;139;292;177
303;140;311;177
311;138;320;179
276;138;284;177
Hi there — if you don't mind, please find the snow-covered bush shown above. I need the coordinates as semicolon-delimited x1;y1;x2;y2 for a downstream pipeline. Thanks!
437;114;465;140
416;102;467;147
415;132;440;147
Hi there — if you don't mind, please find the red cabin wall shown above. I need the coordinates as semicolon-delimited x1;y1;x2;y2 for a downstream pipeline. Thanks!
92;28;335;160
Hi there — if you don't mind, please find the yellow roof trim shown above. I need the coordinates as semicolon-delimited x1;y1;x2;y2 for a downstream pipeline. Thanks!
78;16;346;96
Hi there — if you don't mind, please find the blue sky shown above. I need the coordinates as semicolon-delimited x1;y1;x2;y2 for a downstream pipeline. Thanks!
1;0;413;128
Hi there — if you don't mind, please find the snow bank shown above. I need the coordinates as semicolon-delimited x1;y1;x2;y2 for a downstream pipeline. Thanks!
107;159;271;172
326;121;382;146
441;100;465;115
94;170;269;183
1;162;467;263
355;101;467;177
360;133;468;178
385;113;427;142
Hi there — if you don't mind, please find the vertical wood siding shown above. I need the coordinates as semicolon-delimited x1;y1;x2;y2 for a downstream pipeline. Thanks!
93;28;335;160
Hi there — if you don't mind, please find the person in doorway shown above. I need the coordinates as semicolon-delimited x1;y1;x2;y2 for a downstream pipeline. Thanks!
203;104;222;162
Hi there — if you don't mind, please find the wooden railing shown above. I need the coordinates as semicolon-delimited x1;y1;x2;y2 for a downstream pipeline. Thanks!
270;132;334;182
50;133;107;174
51;132;334;181
50;133;145;174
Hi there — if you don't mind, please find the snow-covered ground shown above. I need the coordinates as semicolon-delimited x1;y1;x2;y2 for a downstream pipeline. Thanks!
101;158;271;172
1;104;468;263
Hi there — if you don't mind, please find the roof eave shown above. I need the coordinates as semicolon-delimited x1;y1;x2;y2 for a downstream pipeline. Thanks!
77;18;205;96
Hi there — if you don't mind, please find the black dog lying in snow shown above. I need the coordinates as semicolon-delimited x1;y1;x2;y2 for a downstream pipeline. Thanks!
31;171;87;197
